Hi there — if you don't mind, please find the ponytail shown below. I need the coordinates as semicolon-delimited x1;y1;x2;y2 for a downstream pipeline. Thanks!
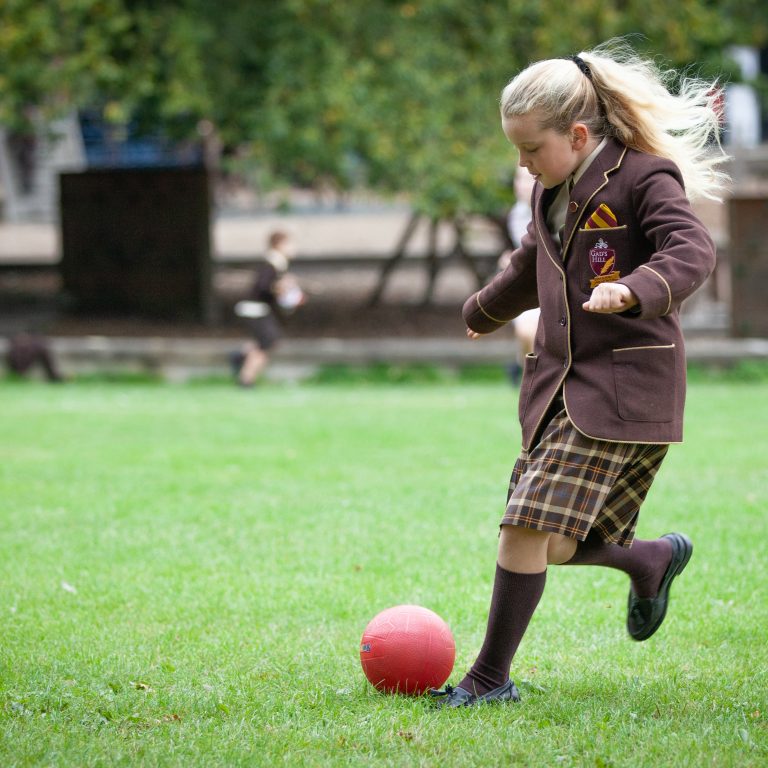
500;39;729;201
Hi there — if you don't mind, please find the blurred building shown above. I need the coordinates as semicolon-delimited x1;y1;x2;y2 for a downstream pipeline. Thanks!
0;114;85;221
0;112;202;223
724;46;764;148
78;111;203;170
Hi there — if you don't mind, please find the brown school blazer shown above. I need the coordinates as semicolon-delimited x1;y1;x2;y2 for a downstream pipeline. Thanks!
463;138;716;449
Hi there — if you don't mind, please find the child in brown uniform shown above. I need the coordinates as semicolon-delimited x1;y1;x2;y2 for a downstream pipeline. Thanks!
431;41;727;707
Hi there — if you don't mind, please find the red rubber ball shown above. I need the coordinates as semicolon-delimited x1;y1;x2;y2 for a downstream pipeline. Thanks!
359;605;455;695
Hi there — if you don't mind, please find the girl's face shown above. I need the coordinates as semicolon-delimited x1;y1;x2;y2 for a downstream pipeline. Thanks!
502;112;583;189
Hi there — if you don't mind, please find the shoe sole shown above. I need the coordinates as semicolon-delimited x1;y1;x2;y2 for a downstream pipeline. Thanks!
629;532;693;642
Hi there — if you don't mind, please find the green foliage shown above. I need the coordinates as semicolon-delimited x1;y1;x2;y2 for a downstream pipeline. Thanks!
2;0;767;215
68;370;163;384
308;362;455;385
306;362;511;385
0;0;209;132
686;359;768;383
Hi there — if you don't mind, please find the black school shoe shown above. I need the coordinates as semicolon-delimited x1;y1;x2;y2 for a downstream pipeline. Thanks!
627;532;693;642
429;679;521;708
229;350;245;377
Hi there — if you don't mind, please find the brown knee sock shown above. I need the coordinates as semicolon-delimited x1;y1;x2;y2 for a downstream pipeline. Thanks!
458;565;547;697
564;531;672;598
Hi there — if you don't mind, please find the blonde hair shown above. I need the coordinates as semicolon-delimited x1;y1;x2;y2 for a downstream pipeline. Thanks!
500;40;729;201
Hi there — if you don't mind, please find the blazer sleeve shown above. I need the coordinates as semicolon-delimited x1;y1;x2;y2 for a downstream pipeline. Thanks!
462;218;540;334
617;161;716;319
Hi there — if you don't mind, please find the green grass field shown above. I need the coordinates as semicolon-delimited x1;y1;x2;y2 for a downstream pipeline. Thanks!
1;377;766;767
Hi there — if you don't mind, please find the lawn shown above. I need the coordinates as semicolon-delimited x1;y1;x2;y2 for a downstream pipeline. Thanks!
1;377;766;767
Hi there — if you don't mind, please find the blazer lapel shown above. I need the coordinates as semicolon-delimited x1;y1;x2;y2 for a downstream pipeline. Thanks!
561;138;627;260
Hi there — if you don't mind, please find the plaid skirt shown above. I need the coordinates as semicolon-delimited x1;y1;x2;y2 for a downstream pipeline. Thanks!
502;396;669;547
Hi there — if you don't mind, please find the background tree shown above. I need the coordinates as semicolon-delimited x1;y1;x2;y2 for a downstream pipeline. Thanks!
3;0;766;211
2;0;766;277
0;0;208;132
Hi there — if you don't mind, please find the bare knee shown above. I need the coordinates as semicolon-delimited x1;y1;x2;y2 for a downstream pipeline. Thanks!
498;525;550;573
547;533;577;565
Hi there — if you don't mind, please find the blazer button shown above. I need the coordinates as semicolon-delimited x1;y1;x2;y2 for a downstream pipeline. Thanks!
563;359;568;368
559;316;566;326
568;200;579;213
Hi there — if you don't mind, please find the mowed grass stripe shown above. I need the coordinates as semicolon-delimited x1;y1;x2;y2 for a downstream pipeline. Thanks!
1;381;766;767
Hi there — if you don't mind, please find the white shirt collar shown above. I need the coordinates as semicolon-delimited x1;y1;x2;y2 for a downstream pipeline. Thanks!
265;248;289;273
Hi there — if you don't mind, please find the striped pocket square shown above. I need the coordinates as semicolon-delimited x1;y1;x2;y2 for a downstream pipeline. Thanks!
584;203;618;229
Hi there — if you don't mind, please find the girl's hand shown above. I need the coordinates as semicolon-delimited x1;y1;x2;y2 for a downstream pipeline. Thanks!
582;283;638;314
466;328;484;340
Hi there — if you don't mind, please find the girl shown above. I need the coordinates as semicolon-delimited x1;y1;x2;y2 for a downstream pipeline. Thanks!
431;41;727;708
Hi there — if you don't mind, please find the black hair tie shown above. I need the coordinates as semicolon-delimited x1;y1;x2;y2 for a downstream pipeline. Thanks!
569;54;593;81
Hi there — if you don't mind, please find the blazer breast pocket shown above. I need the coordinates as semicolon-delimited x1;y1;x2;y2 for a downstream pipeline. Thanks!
573;225;629;295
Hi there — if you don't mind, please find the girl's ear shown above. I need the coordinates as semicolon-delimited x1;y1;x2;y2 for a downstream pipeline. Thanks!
571;123;589;150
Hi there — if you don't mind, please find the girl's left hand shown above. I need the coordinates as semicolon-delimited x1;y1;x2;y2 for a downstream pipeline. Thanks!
582;283;638;314
466;328;484;340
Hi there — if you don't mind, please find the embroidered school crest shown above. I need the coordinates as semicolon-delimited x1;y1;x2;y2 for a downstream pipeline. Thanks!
588;237;621;288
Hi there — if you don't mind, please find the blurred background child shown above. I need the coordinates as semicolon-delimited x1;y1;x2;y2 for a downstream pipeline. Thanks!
232;230;306;387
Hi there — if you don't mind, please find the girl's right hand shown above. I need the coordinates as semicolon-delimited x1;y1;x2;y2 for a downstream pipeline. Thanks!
466;328;484;340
